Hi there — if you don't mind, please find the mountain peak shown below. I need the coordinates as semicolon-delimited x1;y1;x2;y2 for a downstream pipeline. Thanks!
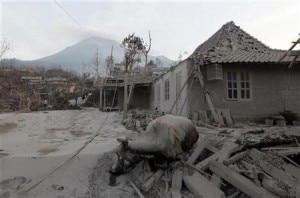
11;37;174;73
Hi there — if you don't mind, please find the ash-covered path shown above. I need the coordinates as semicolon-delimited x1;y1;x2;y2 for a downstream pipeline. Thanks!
0;108;134;198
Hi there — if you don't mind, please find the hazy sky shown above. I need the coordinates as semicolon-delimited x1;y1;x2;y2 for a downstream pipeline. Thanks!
1;0;300;61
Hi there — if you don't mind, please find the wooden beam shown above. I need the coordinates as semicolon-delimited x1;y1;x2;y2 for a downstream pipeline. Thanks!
209;161;277;198
183;168;225;198
221;108;233;126
277;147;300;155
195;151;221;170
279;37;300;61
205;93;219;123
141;169;164;192
210;143;239;187
169;66;195;114
103;89;106;108
216;109;225;126
187;135;211;164
282;164;300;179
99;87;103;110
179;75;195;116
248;148;265;161
126;83;135;106
288;55;298;68
250;148;299;187
171;169;182;198
259;161;296;187
223;150;249;166
130;181;145;198
205;143;219;153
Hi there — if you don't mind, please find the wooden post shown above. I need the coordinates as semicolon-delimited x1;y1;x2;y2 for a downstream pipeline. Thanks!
104;89;106;109
171;168;183;198
99;86;103;111
123;61;128;121
127;83;135;107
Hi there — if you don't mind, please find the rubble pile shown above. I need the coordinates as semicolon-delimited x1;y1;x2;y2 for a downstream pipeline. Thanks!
110;121;300;198
124;109;165;131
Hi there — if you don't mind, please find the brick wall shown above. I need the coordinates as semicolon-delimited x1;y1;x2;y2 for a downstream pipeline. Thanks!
188;63;300;120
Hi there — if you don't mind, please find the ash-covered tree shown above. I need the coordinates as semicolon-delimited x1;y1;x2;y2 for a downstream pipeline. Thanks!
105;47;114;77
142;31;152;67
0;38;11;61
92;49;101;77
121;33;145;71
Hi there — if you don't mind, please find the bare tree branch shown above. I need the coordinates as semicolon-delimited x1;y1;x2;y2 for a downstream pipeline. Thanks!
0;38;11;60
143;31;152;67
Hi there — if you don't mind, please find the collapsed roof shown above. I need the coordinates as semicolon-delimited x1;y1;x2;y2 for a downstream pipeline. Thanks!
190;21;294;64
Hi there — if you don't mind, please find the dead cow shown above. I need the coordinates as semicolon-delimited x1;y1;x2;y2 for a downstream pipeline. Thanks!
110;114;199;174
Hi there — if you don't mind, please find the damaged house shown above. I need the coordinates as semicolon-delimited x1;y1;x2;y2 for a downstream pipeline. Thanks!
152;21;300;122
97;75;156;111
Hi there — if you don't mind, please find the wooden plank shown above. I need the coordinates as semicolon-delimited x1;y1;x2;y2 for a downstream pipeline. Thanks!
249;148;265;161
130;181;145;198
250;148;297;187
126;83;135;106
210;143;238;187
216;109;225;126
193;64;219;124
279;37;300;61
277;147;300;155
223;150;249;166
282;164;300;179
205;93;219;123
199;110;208;122
259;161;296;187
221;109;233;126
171;169;182;198
205;143;219;153
196;143;238;171
169;66;196;114
187;135;211;164
183;168;225;198
297;182;300;198
195;151;221;170
288;55;298;68
209;161;277;198
141;169;164;192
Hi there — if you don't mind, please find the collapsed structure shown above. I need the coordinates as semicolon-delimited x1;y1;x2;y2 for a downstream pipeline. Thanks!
105;22;300;198
153;21;300;123
98;21;300;126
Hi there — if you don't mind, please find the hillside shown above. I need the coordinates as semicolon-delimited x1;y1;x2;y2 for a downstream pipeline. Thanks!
5;37;174;73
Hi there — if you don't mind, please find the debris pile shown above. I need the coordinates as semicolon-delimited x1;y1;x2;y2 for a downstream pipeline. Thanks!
124;109;165;131
111;115;300;198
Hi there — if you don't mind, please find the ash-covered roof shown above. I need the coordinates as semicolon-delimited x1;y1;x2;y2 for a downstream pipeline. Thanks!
190;21;292;64
116;75;157;85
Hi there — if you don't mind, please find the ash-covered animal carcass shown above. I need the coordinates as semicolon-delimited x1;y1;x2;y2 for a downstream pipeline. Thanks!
110;114;199;175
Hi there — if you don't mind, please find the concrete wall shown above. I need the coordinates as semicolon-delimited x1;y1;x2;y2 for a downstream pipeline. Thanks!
152;60;189;117
188;63;300;120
